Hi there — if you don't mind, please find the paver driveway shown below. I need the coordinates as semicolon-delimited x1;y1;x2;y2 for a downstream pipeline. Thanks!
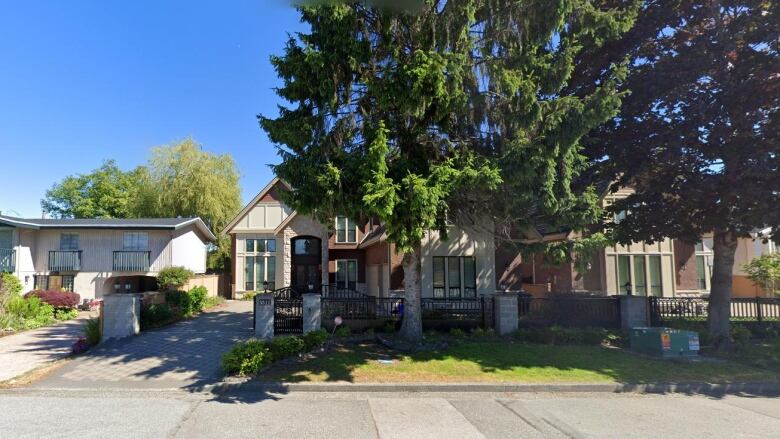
35;300;253;390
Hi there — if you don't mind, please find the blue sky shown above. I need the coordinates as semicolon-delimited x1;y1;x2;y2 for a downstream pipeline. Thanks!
0;1;306;217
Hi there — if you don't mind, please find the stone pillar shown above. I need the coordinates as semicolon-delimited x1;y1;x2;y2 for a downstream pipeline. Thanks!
493;293;519;335
619;295;649;329
302;293;322;333
102;294;140;340
254;293;274;340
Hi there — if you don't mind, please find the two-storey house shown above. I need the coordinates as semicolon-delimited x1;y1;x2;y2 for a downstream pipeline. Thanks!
0;216;215;300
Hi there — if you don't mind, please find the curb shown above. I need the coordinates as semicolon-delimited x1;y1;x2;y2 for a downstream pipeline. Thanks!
212;381;780;396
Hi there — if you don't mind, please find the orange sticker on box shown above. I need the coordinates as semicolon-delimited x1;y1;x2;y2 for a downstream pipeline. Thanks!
661;332;671;350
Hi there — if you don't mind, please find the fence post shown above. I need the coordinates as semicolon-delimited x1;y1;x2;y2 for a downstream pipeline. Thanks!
254;293;274;340
619;295;649;329
302;293;322;333
493;293;519;335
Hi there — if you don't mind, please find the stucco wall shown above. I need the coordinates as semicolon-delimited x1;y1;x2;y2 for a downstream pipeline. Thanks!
171;228;208;274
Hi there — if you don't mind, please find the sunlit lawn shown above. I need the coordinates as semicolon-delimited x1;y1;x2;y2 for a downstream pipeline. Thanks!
262;339;777;384
724;338;780;372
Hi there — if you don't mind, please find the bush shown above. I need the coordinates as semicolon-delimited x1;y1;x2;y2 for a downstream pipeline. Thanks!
156;266;194;291
4;295;55;330
221;340;272;376
334;325;352;337
25;290;80;309
241;291;258;301
203;296;225;309
731;325;752;349
302;329;329;350
141;303;175;328
449;328;467;337
268;336;306;360
471;327;496;338
515;326;624;346
54;308;79;320
165;286;207;317
0;272;23;297
382;321;396;334
84;318;101;346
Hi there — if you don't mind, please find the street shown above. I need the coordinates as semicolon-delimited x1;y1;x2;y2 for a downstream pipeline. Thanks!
0;389;778;438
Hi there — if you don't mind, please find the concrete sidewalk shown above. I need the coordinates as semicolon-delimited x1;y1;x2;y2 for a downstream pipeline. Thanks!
0;311;95;382
35;300;253;390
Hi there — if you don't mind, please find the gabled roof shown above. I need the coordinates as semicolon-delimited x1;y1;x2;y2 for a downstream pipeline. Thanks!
223;177;292;234
359;224;387;248
0;215;216;242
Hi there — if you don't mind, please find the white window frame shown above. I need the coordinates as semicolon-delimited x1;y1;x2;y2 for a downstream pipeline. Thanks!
245;255;276;292
615;253;665;297
433;256;478;298
245;238;276;254
335;216;358;243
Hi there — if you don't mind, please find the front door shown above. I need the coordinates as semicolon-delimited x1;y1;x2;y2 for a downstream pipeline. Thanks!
291;236;322;292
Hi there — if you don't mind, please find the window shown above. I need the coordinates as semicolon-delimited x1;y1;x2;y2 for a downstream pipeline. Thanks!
294;238;319;255
614;210;627;224
123;232;148;250
245;256;276;291
59;233;79;251
62;275;75;292
633;256;647;295
648;255;663;296
696;255;707;290
34;275;48;290
433;256;477;298
336;259;358;290
617;255;631;294
694;241;704;252
336;216;357;243
245;239;276;253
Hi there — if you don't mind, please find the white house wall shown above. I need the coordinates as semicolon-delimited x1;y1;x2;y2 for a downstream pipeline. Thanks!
171;228;208;274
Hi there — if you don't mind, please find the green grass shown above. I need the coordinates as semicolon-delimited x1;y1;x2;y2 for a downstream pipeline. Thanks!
262;339;777;384
724;338;780;371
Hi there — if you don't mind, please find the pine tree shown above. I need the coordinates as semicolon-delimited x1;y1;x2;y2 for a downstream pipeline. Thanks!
262;0;637;341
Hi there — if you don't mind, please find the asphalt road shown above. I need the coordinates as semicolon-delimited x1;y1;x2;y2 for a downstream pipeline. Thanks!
0;390;778;438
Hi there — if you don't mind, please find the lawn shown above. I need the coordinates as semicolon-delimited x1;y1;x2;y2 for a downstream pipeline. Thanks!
724;338;780;371
262;339;777;384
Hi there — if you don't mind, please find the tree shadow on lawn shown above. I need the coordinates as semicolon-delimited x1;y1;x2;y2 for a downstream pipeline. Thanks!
257;338;779;393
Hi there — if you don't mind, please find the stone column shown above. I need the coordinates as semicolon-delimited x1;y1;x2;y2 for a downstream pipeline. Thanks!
102;294;140;340
302;293;322;333
493;293;519;335
619;295;649;329
254;293;274;340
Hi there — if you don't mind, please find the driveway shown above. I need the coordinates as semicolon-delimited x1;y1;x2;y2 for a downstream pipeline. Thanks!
35;300;253;390
0;311;95;383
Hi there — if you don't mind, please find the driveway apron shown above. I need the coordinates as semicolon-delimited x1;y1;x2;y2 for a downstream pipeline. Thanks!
35;300;253;390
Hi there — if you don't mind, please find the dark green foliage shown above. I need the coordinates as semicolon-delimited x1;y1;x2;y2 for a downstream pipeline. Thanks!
54;308;79;321
302;329;330;350
157;266;194;291
83;318;101;346
140;303;175;329
730;325;753;350
449;328;466;337
269;336;306;359
3;295;55;330
334;325;352;337
164;286;207;317
221;340;272;376
515;326;626;347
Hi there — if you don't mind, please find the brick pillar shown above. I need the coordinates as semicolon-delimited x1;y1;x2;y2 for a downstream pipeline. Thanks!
619;296;649;329
254;293;274;340
302;293;322;333
493;293;519;335
102;294;140;340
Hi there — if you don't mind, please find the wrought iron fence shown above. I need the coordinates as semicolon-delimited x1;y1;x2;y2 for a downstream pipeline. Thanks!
518;296;621;328
48;250;82;271
650;297;780;324
322;296;403;320
421;297;492;328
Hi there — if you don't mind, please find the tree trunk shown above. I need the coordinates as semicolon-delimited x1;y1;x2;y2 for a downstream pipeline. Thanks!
398;247;423;342
708;230;738;350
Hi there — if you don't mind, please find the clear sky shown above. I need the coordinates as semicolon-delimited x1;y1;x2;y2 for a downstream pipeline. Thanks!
0;0;307;217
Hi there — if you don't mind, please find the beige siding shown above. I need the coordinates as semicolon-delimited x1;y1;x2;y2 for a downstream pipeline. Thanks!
231;202;293;232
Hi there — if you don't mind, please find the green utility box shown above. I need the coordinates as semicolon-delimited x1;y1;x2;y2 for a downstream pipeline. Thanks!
629;327;700;358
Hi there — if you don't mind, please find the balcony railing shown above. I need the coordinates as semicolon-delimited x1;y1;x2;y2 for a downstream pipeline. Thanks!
48;250;82;271
0;248;15;273
113;251;151;272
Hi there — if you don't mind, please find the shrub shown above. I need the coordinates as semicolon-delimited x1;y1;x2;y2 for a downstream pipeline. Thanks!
0;272;23;297
165;286;207;317
141;303;175;328
25;290;80;309
156;266;194;291
241;291;258;301
5;295;55;329
730;325;752;349
221;340;272;376
471;327;496;338
515;326;623;346
334;325;352;337
382;321;396;334
268;336;306;360
54;308;79;320
302;329;329;350
449;328;467;337
84;318;101;346
203;296;225;309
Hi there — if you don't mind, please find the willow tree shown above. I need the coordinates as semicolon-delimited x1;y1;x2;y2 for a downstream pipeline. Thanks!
262;0;637;341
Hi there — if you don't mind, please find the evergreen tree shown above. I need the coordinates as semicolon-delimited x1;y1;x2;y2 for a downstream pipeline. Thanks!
262;0;637;341
578;1;780;347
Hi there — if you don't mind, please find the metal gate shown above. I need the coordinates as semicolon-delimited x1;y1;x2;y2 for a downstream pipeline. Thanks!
274;287;303;334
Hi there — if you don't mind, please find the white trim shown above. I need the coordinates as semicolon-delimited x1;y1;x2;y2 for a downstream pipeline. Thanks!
335;216;358;244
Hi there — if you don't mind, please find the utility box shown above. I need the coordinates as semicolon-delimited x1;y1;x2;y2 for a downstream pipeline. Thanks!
629;327;700;358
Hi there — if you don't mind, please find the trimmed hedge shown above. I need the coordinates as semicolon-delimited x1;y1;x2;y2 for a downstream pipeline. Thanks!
222;330;330;376
141;286;211;329
25;290;80;309
157;266;194;291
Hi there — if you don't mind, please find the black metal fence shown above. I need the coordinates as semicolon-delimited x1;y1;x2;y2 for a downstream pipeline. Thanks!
420;297;493;329
650;297;780;325
518;296;621;328
322;296;404;321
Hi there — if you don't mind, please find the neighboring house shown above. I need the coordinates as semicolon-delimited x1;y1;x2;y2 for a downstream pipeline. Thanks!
223;178;496;298
0;216;215;300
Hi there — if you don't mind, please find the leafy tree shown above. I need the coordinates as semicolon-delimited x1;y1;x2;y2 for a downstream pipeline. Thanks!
136;138;242;271
41;160;143;219
579;1;780;347
743;252;780;296
262;1;637;341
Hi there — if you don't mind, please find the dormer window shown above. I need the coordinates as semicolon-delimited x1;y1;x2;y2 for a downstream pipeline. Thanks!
336;216;357;243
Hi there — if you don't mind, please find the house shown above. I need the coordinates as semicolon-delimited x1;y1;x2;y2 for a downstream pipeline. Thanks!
0;215;215;300
222;178;496;298
496;187;776;298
